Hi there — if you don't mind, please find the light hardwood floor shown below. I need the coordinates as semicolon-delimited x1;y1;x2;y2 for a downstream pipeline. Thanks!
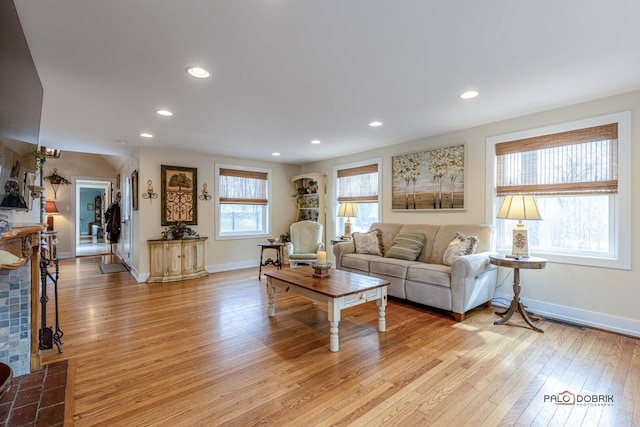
42;256;640;426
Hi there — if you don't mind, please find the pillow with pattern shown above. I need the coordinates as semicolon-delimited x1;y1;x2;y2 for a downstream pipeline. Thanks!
353;229;384;256
443;232;479;266
384;232;426;261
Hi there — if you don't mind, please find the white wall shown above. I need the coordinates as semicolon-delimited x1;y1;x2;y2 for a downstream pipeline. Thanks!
38;152;118;257
132;147;301;281
301;89;640;336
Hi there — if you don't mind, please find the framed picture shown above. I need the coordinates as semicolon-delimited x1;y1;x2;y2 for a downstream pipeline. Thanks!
161;165;197;225
87;203;94;211
131;170;139;211
391;143;465;210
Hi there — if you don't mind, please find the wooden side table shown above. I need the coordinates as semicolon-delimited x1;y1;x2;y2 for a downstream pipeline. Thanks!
489;254;547;333
257;243;284;278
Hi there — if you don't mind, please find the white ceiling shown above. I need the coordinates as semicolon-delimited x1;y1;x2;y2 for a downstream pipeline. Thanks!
14;0;640;165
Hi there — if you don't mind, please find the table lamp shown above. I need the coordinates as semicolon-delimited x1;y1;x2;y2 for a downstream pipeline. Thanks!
337;202;358;239
45;200;59;231
496;194;541;258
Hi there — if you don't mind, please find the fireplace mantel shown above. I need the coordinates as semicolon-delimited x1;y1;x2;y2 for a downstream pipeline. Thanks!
0;224;46;373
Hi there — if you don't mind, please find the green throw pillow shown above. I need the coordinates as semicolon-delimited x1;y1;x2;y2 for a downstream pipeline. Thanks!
384;232;426;261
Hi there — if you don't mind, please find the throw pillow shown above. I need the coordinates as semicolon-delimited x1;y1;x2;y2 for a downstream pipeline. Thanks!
442;232;479;266
353;229;384;256
384;232;426;261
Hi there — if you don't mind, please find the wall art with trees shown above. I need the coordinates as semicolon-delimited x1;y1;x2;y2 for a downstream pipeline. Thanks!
391;144;465;210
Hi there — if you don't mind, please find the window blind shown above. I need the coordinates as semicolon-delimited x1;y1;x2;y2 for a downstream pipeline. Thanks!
337;163;379;203
219;168;268;205
495;123;618;196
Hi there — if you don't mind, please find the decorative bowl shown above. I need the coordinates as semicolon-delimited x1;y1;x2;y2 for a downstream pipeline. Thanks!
267;238;277;244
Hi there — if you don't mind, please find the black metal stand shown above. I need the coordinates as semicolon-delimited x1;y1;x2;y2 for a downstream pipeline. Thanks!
39;232;63;353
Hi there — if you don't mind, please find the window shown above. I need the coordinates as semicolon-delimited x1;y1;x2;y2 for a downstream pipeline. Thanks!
486;111;631;269
334;159;381;235
216;164;270;238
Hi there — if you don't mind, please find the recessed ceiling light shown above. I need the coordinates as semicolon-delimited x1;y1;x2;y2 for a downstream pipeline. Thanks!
140;133;153;138
156;109;173;117
186;66;211;79
459;90;479;99
310;140;321;144
272;152;281;156
369;121;383;127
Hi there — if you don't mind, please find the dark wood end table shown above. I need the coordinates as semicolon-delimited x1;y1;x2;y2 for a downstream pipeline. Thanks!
258;243;284;278
489;254;547;333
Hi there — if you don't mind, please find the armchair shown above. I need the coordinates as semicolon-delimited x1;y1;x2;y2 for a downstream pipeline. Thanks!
286;221;324;267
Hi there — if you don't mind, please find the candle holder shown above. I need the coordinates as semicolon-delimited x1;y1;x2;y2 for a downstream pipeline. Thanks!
312;262;332;278
198;183;212;201
142;179;158;201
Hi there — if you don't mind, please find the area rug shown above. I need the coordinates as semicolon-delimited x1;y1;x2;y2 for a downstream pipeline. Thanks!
99;263;129;274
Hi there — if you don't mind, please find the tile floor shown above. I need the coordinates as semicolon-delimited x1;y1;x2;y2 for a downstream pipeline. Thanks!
0;360;69;427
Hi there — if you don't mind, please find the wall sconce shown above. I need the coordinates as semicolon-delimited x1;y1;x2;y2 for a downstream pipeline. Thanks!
198;183;212;201
142;179;158;201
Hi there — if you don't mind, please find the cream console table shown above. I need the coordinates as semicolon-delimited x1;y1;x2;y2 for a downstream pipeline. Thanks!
147;237;208;283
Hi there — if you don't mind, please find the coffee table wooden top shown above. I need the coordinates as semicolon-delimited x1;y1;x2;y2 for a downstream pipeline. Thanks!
265;267;389;298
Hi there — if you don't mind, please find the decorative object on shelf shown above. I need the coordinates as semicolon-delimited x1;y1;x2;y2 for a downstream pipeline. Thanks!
161;165;197;226
0;180;27;209
337;202;358;239
198;183;212;201
131;170;139;210
392;144;465;210
267;238;278;244
44;168;71;199
291;173;325;231
161;221;198;240
496;194;542;258
312;261;332;278
31;149;47;170
142;179;158;201
46;148;61;158
0;214;9;233
45;200;59;231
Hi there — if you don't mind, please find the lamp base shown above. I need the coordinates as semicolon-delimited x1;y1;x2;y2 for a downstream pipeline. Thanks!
46;216;54;231
511;222;529;258
343;219;352;239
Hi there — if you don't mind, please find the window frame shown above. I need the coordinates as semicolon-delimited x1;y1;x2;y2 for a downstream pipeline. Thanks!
485;111;631;270
333;157;382;237
215;163;271;240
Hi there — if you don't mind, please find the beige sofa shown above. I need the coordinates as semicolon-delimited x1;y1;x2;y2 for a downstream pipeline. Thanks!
333;223;497;321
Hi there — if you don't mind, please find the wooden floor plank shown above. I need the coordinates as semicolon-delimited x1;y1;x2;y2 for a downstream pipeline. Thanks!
40;257;640;426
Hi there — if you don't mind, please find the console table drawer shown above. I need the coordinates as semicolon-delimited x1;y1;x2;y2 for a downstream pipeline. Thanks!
343;288;382;307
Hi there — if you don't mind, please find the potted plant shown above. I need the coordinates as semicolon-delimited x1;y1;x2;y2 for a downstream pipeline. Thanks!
161;221;194;239
43;168;72;199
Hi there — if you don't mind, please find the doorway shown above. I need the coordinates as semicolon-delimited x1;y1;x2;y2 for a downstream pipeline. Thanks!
75;179;112;257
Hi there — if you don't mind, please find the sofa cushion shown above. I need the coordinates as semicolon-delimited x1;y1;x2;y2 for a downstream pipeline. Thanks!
353;229;384;256
442;232;478;266
406;263;452;288
384;232;426;261
341;253;378;272
370;257;419;279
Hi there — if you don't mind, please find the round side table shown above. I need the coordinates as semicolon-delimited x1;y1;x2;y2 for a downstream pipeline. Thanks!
489;254;547;333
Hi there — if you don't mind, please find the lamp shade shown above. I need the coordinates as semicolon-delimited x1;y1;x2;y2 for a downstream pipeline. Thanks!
337;202;358;218
496;195;541;221
45;200;59;214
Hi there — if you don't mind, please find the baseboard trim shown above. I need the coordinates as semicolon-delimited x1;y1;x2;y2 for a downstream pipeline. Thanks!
494;290;640;338
207;260;258;273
